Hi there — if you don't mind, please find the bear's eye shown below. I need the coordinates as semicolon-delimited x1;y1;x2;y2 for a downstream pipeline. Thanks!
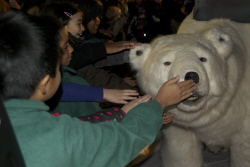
219;37;225;42
199;57;207;62
136;50;143;56
164;61;171;66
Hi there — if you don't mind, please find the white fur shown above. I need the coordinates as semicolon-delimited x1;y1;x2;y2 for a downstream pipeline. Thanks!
129;15;250;167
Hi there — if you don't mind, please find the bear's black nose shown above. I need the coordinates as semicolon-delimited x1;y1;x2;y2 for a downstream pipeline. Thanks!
185;72;199;83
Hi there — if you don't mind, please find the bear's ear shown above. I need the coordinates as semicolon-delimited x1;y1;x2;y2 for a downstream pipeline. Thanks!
203;28;233;58
129;44;151;71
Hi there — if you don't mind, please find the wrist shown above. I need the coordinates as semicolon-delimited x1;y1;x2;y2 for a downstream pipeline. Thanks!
103;88;108;100
154;96;168;109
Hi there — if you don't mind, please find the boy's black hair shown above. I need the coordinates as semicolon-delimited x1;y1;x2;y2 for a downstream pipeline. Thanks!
0;12;61;99
41;1;80;26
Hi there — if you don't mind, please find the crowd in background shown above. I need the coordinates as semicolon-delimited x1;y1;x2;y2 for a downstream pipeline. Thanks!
2;0;194;43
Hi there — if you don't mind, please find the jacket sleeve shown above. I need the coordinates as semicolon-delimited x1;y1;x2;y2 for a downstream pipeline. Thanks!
76;64;136;90
68;42;107;70
59;82;103;102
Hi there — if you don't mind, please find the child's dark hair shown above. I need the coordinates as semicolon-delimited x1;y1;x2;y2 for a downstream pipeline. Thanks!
20;0;45;13
78;0;103;25
41;1;81;26
0;12;62;99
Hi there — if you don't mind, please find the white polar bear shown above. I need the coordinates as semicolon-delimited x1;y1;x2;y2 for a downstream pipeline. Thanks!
129;15;250;167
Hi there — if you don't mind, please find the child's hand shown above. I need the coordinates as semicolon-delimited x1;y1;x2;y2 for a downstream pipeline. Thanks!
152;15;160;22
121;94;152;113
155;76;195;109
103;89;139;104
123;77;137;87
99;28;113;38
162;113;174;124
105;41;141;54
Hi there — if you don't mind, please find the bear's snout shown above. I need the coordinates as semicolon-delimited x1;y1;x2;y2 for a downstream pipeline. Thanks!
185;72;199;84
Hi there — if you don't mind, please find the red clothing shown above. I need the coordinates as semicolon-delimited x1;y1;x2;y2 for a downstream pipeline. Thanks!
51;107;126;123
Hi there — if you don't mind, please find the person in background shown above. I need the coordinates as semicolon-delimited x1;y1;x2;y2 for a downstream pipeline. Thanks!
165;0;194;33
145;0;173;42
104;5;128;41
127;0;148;42
20;0;45;15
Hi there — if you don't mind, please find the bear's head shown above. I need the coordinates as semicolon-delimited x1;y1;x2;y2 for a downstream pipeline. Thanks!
129;20;246;127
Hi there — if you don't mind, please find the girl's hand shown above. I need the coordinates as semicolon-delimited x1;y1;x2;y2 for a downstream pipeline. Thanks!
103;89;139;104
105;41;141;54
121;94;152;113
162;113;174;124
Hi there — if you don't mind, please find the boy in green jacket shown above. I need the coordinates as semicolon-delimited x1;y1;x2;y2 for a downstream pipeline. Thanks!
0;12;195;167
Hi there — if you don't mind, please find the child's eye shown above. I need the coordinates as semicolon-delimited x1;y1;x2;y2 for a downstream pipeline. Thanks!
65;43;70;49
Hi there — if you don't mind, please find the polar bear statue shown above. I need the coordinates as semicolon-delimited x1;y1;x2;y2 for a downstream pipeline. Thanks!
129;15;250;167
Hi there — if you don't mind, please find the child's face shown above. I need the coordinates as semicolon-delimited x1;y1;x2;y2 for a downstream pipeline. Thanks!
65;11;85;39
87;16;101;34
59;28;74;66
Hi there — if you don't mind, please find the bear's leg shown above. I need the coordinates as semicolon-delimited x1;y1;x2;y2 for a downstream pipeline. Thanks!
161;125;203;167
230;135;250;167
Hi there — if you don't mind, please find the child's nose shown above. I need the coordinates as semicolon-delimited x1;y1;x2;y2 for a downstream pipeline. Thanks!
81;24;85;31
69;44;74;53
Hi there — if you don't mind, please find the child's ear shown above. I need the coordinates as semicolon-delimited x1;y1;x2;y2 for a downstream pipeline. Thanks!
64;25;69;33
30;75;51;100
37;75;50;95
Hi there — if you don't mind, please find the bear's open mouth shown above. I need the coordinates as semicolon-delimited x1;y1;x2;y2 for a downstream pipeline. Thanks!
186;95;199;101
182;92;202;104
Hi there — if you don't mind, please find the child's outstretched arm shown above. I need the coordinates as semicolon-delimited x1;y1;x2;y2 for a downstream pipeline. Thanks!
155;76;195;109
105;41;141;54
51;82;139;104
50;94;151;123
121;94;152;113
79;94;152;122
50;107;127;123
103;89;138;104
58;82;103;102
53;83;138;104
